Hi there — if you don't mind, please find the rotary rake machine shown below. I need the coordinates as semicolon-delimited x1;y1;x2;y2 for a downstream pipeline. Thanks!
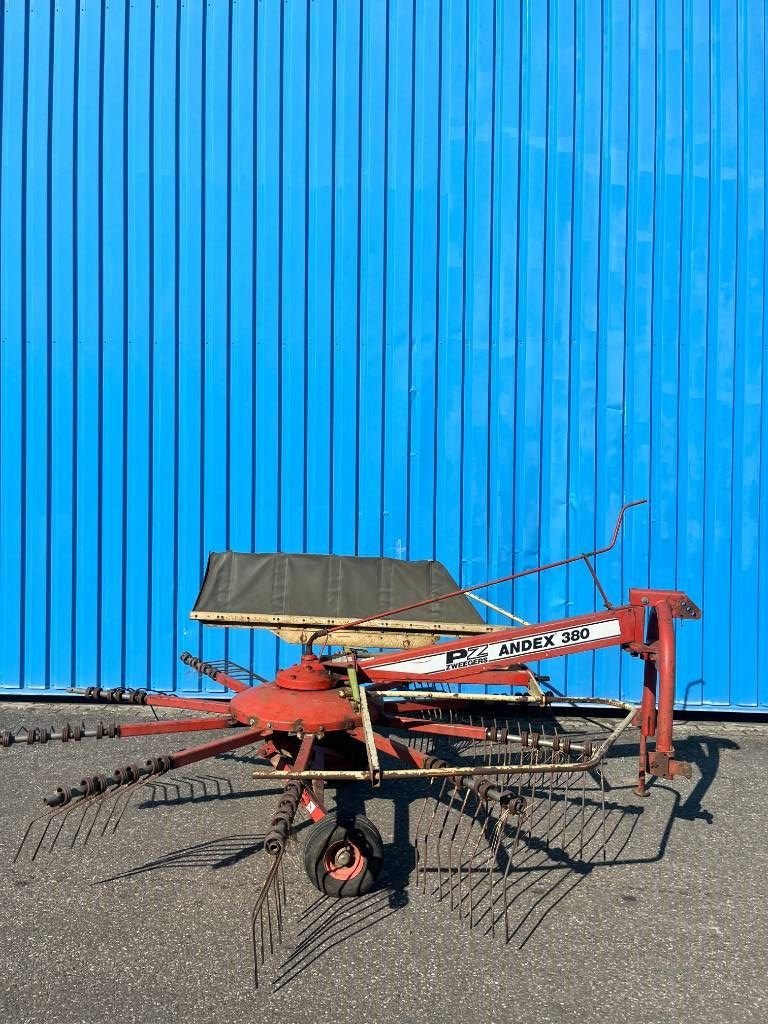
7;501;701;984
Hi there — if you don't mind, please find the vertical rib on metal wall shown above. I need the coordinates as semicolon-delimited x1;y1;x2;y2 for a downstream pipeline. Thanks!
0;0;766;708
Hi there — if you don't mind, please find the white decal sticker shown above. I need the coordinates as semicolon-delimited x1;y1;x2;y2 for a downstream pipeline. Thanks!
372;618;622;676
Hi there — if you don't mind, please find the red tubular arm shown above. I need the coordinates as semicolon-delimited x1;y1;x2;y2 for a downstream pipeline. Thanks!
118;716;236;738
169;726;268;770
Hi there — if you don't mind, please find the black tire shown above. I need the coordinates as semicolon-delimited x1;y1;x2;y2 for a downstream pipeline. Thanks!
303;813;383;897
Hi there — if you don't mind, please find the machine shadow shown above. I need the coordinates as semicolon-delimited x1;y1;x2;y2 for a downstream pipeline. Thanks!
401;727;738;960
653;732;739;825
268;774;415;989
96;834;267;881
92;729;736;987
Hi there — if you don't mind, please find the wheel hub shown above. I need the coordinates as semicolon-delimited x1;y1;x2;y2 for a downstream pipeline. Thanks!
323;839;365;881
333;845;353;868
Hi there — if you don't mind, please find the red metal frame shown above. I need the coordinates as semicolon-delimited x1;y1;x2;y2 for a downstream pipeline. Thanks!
349;587;701;790
359;605;645;683
60;587;698;794
10;504;706;994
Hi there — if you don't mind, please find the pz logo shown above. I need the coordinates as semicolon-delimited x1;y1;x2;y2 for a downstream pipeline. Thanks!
446;645;488;666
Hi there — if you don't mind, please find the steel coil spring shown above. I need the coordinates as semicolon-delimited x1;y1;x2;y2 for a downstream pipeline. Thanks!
44;755;174;807
179;652;220;681
263;781;303;856
81;687;148;704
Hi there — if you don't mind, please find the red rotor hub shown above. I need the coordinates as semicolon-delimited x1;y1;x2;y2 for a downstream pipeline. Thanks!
275;654;333;691
229;655;362;734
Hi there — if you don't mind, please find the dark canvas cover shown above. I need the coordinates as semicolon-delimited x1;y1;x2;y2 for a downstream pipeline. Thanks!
192;552;484;626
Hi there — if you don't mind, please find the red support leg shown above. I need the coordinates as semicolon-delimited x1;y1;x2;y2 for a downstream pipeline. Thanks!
635;609;659;797
654;601;676;757
637;599;692;787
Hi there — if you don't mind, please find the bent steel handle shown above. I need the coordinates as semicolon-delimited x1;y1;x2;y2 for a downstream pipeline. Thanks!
308;499;647;646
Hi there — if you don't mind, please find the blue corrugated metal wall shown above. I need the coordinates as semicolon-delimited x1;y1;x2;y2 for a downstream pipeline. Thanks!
0;0;765;709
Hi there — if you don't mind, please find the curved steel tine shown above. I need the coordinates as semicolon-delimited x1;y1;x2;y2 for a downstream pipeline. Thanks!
500;802;527;943
485;801;511;938
560;760;572;851
415;778;448;894
265;883;274;957
250;853;283;989
456;790;484;917
413;779;434;892
13;817;41;864
434;778;462;901
579;758;588;858
279;852;287;904
15;782;109;863
433;780;461;899
69;796;102;849
546;727;560;850
467;798;493;928
29;816;56;862
273;858;285;941
81;794;110;846
448;786;473;910
110;772;162;834
97;772;154;838
98;784;126;837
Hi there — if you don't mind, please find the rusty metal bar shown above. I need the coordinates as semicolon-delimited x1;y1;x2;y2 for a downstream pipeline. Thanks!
581;554;613;610
370;689;546;705
358;686;381;786
292;732;317;774
252;702;636;782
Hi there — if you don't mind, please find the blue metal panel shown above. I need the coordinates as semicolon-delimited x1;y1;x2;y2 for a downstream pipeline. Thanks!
0;0;766;710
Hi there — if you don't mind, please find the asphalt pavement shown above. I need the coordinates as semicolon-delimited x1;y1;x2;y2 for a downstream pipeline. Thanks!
0;701;765;1024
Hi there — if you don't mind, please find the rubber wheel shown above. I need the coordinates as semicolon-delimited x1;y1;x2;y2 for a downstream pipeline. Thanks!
303;813;383;897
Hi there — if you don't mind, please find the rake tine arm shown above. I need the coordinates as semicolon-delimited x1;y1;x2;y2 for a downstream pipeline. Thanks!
144;695;233;715
250;775;305;987
117;716;237;738
350;729;429;768
167;726;269;770
379;713;488;742
40;727;268;809
1;714;236;749
179;652;251;693
67;685;231;716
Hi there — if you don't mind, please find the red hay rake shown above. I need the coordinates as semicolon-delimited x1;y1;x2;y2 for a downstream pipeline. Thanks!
6;501;701;985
